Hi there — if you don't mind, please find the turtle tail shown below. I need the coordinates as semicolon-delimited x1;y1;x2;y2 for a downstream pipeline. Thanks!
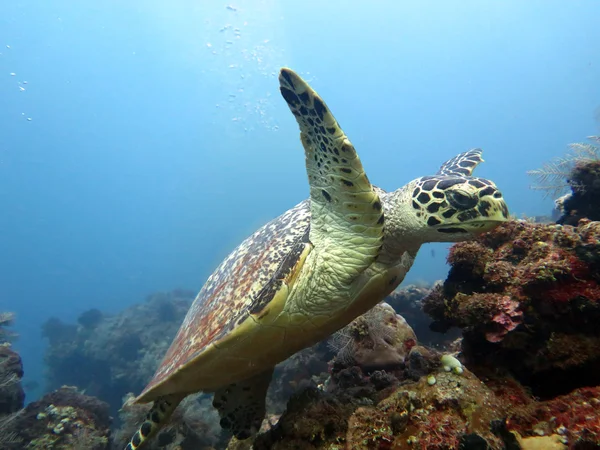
124;394;184;450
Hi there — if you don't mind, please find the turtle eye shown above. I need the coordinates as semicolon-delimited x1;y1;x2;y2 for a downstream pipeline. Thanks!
447;189;478;210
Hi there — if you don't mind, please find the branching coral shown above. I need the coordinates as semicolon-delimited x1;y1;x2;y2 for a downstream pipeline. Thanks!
529;136;600;225
528;136;600;198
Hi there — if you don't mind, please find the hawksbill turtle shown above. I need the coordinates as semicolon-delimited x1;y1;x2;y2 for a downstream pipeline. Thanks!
124;68;509;449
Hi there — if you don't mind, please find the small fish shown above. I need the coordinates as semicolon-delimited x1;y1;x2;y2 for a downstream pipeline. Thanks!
225;5;237;11
430;249;436;258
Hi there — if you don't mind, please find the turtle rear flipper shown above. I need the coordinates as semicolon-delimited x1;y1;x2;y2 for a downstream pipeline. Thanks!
124;394;184;450
213;368;274;439
279;68;384;282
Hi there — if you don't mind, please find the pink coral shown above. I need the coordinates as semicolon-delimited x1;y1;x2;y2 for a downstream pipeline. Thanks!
422;219;600;399
485;296;523;343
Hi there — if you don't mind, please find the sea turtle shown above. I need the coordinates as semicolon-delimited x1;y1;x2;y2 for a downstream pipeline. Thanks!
124;68;509;449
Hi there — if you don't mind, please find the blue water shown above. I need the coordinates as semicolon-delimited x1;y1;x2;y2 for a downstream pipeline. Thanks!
1;0;599;401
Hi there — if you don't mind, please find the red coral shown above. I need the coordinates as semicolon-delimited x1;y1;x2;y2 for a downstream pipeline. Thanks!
507;386;600;446
542;255;600;303
403;337;417;353
485;296;523;343
413;411;462;450
423;219;600;398
485;376;533;407
544;278;600;303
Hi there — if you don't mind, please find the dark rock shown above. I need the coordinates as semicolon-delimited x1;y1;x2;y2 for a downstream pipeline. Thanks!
0;345;25;415
459;433;491;450
77;309;103;329
405;344;440;381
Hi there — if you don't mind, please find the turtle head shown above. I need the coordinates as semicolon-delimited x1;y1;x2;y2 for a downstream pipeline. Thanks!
402;174;509;243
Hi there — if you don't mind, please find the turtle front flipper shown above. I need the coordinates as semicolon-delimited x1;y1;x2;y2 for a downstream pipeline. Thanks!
279;68;384;279
124;394;184;450
437;148;484;176
213;367;274;440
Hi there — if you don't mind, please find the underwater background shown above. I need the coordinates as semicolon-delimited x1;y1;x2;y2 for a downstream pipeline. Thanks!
1;0;600;410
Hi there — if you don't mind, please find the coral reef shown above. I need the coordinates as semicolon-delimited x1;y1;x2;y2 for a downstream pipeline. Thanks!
245;303;514;449
423;219;600;398
267;341;333;415
0;345;25;416
42;288;344;446
1;325;111;449
3;386;111;449
506;386;600;448
42;289;195;419
0;312;26;449
111;342;333;450
25;249;600;449
0;343;25;449
39;289;336;448
528;136;600;225
253;348;510;450
3;307;221;450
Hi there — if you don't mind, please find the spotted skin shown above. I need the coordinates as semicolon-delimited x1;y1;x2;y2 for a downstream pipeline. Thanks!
437;148;484;176
409;173;508;231
212;368;274;439
279;68;385;259
406;144;507;230
125;394;183;450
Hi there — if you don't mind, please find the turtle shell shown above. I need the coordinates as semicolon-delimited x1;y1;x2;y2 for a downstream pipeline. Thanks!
136;200;311;402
